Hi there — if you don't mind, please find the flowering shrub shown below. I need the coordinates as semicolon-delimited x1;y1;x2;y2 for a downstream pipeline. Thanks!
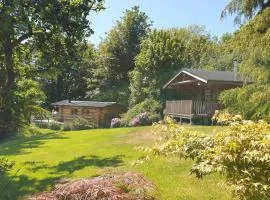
120;99;161;126
130;112;150;126
110;118;121;128
212;110;243;125
152;119;270;200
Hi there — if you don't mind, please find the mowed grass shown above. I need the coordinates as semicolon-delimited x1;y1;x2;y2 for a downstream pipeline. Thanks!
0;125;231;200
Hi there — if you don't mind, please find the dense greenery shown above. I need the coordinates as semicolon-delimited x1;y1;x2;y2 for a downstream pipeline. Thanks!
217;7;270;120
0;0;104;136
120;98;162;126
129;26;219;106
87;6;152;108
2;0;270;132
152;119;270;200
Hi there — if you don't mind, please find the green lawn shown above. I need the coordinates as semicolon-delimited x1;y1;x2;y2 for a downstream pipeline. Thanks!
0;125;232;200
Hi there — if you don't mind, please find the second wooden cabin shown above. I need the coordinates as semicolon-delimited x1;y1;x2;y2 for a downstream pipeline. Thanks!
163;68;251;124
51;100;122;127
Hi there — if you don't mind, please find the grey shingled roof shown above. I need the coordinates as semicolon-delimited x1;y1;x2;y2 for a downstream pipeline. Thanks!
164;68;251;88
51;100;117;107
183;68;247;82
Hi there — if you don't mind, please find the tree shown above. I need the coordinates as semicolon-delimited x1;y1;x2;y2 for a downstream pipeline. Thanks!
87;6;152;108
0;0;104;135
37;42;96;107
222;0;270;24
129;26;215;107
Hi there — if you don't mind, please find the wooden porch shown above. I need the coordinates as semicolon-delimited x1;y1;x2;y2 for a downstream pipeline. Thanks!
165;100;219;123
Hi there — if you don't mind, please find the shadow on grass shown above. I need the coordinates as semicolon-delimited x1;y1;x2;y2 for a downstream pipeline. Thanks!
0;132;68;156
3;155;124;199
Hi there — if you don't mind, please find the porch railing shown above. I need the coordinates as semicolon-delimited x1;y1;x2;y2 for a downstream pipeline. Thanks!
165;100;219;118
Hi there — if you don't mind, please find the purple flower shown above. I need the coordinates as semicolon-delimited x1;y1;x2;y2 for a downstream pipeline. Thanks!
130;112;150;127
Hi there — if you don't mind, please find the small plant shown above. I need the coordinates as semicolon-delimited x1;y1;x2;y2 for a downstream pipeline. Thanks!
110;118;121;128
34;120;50;129
0;157;15;199
212;110;243;125
72;117;93;130
121;99;161;127
131;112;151;126
63;122;73;131
48;121;62;130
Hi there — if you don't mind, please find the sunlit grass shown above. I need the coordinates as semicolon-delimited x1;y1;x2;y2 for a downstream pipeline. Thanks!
0;126;231;200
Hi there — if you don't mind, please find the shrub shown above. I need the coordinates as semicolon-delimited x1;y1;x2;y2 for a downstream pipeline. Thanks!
63;123;73;131
48;121;62;130
0;157;15;199
121;99;162;126
110;118;121;128
34;120;50;129
72;117;93;130
152;119;270;200
131;112;151;126
212;110;243;125
219;84;270;122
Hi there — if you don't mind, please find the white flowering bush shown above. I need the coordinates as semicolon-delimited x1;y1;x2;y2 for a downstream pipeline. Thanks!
212;110;243;125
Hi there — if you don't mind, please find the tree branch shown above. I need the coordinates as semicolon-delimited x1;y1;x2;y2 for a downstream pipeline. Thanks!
12;25;33;48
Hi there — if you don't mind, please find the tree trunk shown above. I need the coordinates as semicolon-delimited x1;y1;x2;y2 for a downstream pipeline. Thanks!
0;33;17;136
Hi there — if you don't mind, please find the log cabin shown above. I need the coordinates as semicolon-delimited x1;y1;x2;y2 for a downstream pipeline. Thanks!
51;100;122;127
163;68;251;124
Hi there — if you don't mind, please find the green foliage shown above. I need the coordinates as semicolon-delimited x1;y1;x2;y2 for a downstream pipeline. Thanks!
34;120;62;130
63;122;73;131
0;0;104;136
121;99;161;126
87;6;151;108
39;43;97;107
34;121;50;129
129;26;217;106
152;119;270;200
221;0;270;24
216;8;270;121
0;157;15;199
212;110;243;125
63;117;94;131
219;84;270;121
48;122;63;131
72;117;94;130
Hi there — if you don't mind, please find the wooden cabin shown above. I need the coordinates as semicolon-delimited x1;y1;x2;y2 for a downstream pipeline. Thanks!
163;68;251;124
51;100;122;127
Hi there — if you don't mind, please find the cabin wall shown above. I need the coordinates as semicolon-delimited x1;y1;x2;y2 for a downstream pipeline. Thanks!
167;83;241;102
55;105;122;127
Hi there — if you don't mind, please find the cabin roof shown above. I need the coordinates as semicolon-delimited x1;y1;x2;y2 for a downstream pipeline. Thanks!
51;100;117;108
163;68;251;88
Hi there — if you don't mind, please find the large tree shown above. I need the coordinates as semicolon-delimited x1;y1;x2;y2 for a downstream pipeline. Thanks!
129;26;216;107
0;0;104;135
222;0;270;24
87;6;152;108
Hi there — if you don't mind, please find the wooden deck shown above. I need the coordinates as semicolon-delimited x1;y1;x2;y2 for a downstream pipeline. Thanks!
165;100;219;121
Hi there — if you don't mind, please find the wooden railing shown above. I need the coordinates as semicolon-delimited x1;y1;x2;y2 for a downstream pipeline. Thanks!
165;100;219;118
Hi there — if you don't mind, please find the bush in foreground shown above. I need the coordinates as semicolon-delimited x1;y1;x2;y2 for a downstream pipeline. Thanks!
152;119;270;200
29;172;157;200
